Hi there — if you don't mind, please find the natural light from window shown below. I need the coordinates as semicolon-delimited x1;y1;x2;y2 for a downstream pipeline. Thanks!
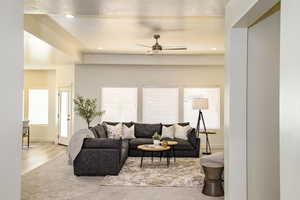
184;88;220;129
28;89;48;124
101;88;138;122
143;88;179;123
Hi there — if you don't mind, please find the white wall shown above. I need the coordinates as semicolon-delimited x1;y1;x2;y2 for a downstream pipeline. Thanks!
75;64;225;148
225;1;279;200
280;1;300;199
23;70;57;142
0;0;23;199
247;11;280;200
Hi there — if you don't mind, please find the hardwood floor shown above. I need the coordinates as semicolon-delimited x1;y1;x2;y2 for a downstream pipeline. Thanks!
22;142;66;175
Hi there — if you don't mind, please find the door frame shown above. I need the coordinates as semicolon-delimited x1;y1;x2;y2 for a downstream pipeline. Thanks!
57;87;72;145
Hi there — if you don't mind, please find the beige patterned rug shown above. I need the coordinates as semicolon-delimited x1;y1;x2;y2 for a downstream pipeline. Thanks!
101;157;204;187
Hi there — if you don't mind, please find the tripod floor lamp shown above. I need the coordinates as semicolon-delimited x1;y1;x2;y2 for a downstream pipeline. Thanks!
192;98;212;155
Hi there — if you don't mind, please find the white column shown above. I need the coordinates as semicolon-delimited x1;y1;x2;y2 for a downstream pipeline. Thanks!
280;0;300;199
224;28;248;200
0;0;23;199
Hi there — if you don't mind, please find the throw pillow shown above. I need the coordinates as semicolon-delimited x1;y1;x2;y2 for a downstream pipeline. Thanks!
174;124;191;140
161;125;175;139
94;124;107;138
105;123;123;139
123;124;135;139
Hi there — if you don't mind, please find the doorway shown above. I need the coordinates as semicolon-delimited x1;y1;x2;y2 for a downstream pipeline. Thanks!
58;88;72;145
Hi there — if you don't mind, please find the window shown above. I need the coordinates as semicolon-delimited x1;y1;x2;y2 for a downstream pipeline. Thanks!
184;88;220;129
101;88;138;122
28;89;48;124
143;88;179;123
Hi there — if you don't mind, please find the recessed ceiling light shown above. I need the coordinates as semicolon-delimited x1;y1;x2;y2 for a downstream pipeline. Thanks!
211;48;217;51
65;14;74;19
97;47;103;50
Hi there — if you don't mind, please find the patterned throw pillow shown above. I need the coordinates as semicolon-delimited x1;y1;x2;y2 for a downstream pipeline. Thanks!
174;124;191;140
161;125;175;139
122;124;135;139
105;123;123;139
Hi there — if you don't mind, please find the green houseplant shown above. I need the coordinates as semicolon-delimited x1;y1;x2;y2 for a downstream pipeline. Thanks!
152;132;161;146
73;96;105;128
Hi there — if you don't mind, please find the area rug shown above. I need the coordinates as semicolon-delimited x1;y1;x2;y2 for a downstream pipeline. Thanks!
101;157;204;187
22;154;222;200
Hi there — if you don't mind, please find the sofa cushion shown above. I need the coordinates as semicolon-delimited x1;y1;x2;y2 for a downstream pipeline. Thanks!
173;138;194;150
104;123;123;139
103;121;133;127
174;124;191;140
162;122;190;127
120;140;129;165
129;138;153;149
134;123;162;138
82;138;121;149
90;124;107;138
161;125;175;138
123;124;135;139
89;127;99;138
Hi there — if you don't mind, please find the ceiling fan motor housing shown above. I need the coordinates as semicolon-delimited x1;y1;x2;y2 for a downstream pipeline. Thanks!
152;34;162;50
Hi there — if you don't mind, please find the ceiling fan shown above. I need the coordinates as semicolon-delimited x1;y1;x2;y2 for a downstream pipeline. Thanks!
137;34;187;52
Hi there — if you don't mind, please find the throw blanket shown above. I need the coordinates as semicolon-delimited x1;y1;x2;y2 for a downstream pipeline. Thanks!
68;129;94;165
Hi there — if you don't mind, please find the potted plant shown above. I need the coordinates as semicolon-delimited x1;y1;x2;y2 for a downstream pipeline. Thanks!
73;96;105;128
152;132;161;146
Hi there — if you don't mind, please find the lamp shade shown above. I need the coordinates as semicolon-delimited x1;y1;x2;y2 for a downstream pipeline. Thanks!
192;98;209;110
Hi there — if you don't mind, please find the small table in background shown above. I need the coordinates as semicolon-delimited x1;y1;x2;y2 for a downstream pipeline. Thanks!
199;131;216;155
161;141;178;163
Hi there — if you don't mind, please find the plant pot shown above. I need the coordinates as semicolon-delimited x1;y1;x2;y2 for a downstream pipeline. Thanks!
153;140;160;146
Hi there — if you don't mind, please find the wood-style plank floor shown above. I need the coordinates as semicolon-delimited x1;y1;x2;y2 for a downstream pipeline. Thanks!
22;142;66;175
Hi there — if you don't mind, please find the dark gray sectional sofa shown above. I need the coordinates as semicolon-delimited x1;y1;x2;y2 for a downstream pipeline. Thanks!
73;122;200;176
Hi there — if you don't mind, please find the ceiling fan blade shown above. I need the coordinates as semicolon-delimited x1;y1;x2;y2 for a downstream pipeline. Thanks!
163;45;187;48
136;44;152;48
163;47;187;50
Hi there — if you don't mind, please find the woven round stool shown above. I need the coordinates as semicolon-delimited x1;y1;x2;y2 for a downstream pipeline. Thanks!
201;162;224;197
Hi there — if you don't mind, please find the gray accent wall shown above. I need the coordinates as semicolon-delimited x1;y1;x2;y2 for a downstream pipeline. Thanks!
247;11;280;200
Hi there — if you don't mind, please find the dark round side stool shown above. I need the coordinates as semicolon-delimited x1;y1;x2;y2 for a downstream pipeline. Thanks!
202;162;224;197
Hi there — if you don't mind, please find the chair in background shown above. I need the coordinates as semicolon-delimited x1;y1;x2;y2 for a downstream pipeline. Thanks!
22;120;30;148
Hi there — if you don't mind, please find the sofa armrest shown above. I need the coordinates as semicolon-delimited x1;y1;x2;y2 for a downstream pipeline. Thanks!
82;138;122;149
187;128;200;149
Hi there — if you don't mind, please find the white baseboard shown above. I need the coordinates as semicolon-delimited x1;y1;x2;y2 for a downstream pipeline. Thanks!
201;144;224;149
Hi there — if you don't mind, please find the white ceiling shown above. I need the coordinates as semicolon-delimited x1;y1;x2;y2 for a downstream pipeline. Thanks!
24;31;73;68
50;16;225;52
24;0;226;55
25;0;226;17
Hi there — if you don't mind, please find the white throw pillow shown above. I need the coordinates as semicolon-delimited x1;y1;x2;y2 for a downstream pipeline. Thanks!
161;125;175;139
106;123;123;139
123;124;135;139
174;124;191;140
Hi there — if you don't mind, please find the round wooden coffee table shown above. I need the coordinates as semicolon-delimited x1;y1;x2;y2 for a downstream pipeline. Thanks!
137;144;171;168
